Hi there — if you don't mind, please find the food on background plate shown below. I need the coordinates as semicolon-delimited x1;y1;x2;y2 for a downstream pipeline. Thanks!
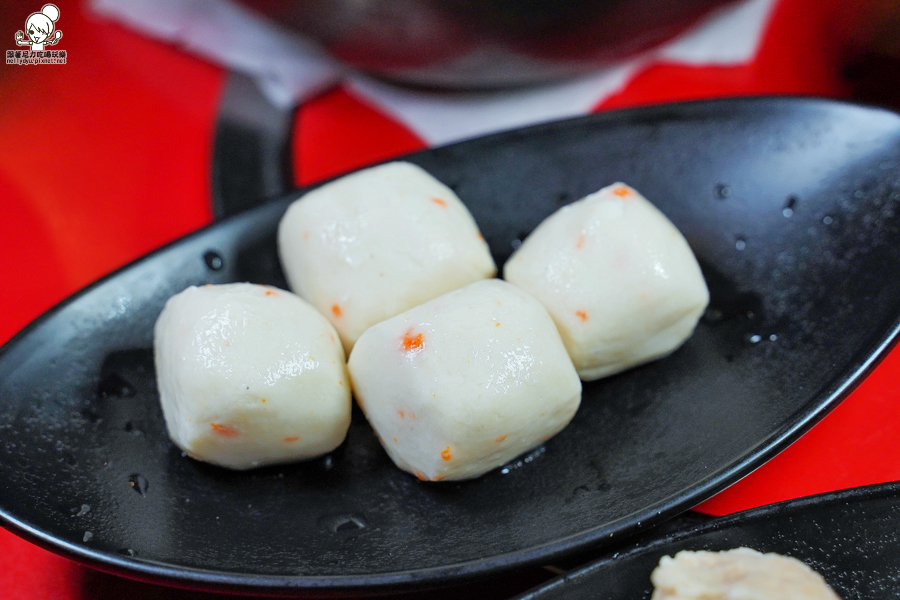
504;182;709;381
348;279;582;482
651;547;842;599
153;283;351;470
277;161;496;354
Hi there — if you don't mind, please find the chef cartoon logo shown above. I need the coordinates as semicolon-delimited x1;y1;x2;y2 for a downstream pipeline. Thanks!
6;4;66;65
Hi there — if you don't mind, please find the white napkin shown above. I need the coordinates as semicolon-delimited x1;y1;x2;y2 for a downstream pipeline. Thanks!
91;0;777;145
90;0;343;108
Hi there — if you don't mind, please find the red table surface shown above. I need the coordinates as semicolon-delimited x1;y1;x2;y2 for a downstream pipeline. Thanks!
1;0;898;598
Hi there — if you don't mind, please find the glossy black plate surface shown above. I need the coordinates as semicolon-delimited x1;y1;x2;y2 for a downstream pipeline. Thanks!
516;481;900;600
3;98;900;594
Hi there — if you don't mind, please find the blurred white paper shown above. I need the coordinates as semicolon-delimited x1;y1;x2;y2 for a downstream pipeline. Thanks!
91;0;342;108
346;61;643;146
659;0;776;64
91;0;776;144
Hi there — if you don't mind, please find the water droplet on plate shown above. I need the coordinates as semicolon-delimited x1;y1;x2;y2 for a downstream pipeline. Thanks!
782;207;794;218
335;517;365;532
76;504;90;517
749;334;762;344
128;473;149;496
118;548;136;557
204;250;224;271
735;238;747;251
769;334;778;341
511;239;522;250
83;531;93;543
499;446;546;474
823;215;834;225
318;513;367;533
714;184;731;199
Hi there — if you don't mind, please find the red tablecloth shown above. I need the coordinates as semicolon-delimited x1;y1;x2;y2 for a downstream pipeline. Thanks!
2;0;898;597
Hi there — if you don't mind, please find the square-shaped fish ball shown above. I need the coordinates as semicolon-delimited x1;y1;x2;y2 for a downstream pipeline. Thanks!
651;548;841;599
278;161;496;353
348;279;581;482
154;283;351;470
504;183;709;381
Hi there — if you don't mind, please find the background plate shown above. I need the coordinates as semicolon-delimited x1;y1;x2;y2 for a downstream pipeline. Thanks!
515;481;900;600
2;98;900;594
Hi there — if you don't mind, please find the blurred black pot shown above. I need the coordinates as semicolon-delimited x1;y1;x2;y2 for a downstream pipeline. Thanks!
238;0;738;88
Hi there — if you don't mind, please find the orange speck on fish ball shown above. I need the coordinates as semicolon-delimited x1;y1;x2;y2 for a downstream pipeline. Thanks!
431;197;448;208
284;436;300;442
210;423;239;437
575;310;588;322
331;304;342;317
441;447;452;461
612;186;632;198
401;329;424;352
495;435;507;443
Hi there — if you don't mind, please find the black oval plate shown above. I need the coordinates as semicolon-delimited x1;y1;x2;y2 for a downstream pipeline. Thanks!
3;98;900;595
515;481;900;600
